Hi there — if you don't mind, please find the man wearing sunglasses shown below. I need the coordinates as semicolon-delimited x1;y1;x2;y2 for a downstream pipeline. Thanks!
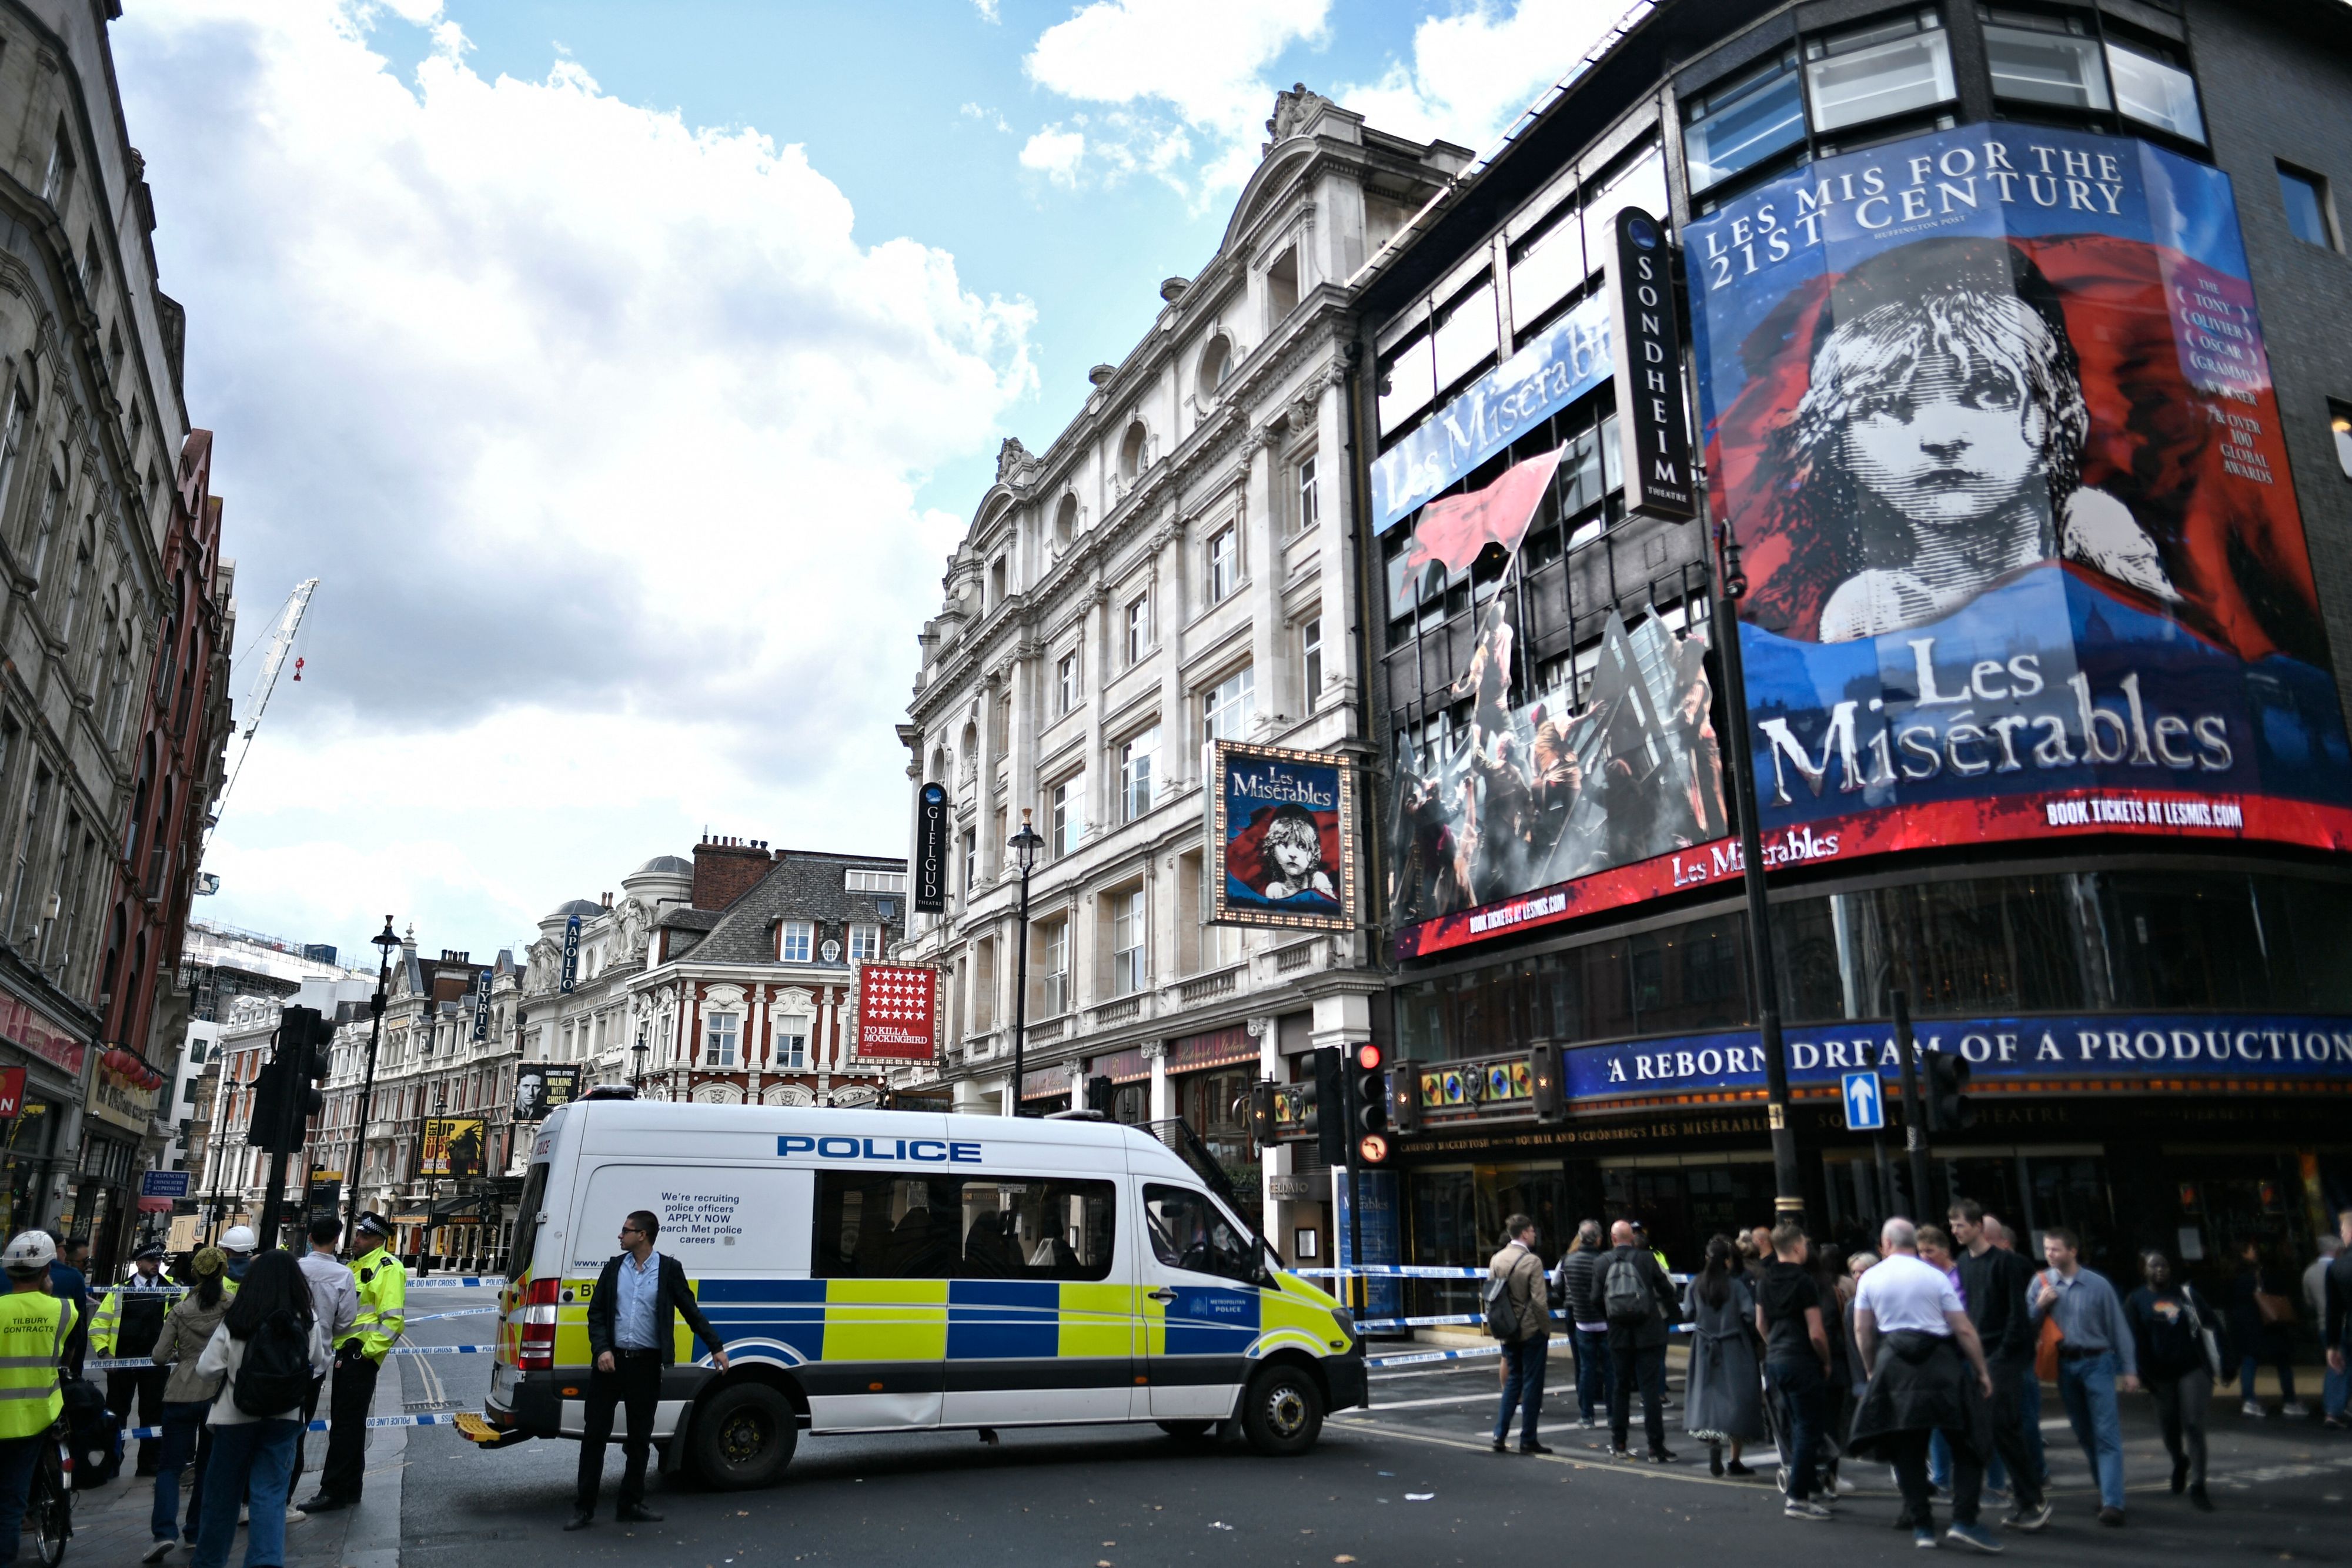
567;1210;729;1531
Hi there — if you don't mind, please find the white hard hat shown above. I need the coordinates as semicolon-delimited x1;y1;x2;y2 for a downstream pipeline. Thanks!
2;1232;55;1278
220;1225;259;1256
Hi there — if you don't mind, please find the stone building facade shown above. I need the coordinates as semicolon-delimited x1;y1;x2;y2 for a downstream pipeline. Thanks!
893;89;1465;1262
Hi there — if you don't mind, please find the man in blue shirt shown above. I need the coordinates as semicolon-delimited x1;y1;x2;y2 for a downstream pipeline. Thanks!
46;1237;91;1381
569;1210;727;1531
2030;1227;2137;1526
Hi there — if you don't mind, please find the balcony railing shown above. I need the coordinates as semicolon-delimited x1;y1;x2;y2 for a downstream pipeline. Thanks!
1274;939;1320;975
1095;996;1141;1025
1177;964;1243;1004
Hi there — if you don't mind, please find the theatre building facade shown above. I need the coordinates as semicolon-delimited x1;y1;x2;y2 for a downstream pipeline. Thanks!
1347;0;2352;1310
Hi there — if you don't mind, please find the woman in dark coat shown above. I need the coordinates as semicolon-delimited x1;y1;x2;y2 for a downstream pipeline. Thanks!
1683;1234;1765;1475
2229;1238;2303;1417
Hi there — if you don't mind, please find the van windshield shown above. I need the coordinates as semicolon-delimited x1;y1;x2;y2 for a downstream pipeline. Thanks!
505;1162;550;1281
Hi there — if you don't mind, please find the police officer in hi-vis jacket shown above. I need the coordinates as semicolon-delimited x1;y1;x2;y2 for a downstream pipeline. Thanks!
298;1214;405;1514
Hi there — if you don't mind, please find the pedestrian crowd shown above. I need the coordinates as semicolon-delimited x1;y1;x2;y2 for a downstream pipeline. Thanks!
0;1212;406;1568
1480;1201;2352;1549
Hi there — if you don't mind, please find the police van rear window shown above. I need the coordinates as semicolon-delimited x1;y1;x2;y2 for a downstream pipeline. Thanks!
813;1172;1115;1282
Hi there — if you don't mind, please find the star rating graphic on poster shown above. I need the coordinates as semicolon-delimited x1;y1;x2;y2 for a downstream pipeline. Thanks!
860;966;933;1022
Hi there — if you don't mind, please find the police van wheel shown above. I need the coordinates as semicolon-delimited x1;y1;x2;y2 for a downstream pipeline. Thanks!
689;1384;795;1490
1240;1365;1323;1457
1155;1420;1214;1441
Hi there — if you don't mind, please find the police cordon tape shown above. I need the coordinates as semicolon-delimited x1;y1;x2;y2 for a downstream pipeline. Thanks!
125;1413;468;1441
86;1346;496;1372
1365;1336;1571;1370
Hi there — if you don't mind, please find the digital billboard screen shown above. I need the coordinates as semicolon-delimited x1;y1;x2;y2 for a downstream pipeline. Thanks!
1394;123;2352;962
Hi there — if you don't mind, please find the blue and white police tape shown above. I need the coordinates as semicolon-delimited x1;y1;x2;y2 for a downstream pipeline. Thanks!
126;1412;469;1441
1297;1263;1693;1283
1355;1312;1690;1333
86;1345;496;1373
407;1307;500;1323
1365;1337;1571;1370
409;1276;505;1289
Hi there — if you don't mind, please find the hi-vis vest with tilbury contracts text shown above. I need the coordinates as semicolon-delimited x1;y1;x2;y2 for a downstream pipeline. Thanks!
0;1292;71;1437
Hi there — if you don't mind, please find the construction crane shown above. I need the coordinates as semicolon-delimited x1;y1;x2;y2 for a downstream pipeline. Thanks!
199;577;318;885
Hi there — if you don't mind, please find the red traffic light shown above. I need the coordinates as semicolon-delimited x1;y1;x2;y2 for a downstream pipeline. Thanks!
1355;1042;1382;1071
1358;1133;1388;1164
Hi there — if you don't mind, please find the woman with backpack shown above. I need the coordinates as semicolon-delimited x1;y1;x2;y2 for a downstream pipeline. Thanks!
189;1250;330;1568
1683;1233;1765;1476
146;1246;235;1561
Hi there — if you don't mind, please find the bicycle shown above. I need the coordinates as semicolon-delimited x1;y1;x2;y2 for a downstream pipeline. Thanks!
25;1420;71;1568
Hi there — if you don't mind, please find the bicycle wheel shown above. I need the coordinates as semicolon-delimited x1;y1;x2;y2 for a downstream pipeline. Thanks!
30;1452;69;1568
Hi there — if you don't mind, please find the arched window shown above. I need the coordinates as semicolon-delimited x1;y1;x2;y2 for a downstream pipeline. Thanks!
1118;420;1148;480
1197;335;1232;399
1053;493;1079;547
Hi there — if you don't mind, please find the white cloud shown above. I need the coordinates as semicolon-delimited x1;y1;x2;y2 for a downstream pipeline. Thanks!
971;0;1001;21
1018;125;1088;188
1020;0;1325;193
115;2;1033;956
1339;1;1628;152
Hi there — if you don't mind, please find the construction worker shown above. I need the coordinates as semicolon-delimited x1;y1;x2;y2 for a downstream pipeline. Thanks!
300;1213;404;1514
218;1226;259;1283
91;1245;174;1476
0;1232;73;1568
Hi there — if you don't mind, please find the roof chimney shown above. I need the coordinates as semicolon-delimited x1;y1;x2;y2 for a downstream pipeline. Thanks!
691;836;774;911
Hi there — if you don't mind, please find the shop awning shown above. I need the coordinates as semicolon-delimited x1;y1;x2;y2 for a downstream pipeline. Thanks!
428;1191;484;1222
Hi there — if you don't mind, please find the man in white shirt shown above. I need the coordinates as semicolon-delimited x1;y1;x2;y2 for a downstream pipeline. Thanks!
288;1216;359;1516
1851;1219;1998;1553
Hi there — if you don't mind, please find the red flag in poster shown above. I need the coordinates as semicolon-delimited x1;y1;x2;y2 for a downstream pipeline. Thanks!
854;963;939;1062
1399;446;1564;579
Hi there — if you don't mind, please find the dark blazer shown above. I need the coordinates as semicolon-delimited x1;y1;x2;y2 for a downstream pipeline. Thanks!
585;1251;724;1367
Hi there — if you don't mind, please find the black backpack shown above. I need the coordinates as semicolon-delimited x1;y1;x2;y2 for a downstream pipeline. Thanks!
231;1310;313;1417
62;1379;118;1490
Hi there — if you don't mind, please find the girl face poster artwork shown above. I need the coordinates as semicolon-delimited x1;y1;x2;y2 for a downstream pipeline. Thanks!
1686;122;2352;862
1212;743;1355;931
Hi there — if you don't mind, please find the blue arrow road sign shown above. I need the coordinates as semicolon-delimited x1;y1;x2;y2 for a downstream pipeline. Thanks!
1841;1071;1885;1132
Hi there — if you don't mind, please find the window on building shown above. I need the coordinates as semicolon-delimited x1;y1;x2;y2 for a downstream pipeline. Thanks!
1048;776;1083;858
1124;596;1149;665
780;921;813;963
774;1017;810;1071
1207;526;1238;603
1431;279;1498;392
1299;618;1323;714
1378;327;1436;437
1119;420;1148;480
6;768;50;944
1202;666;1255;746
1198;335;1232;397
1803;9;1953;134
1289;455;1319;540
703;1012;739;1068
1683;47;1806;193
2280;163;2338;250
29;474;60;580
1506;199;1587;327
60;544;88;643
1111;887;1148;996
988;555;1007;606
1039;919;1070;1014
1118;726;1157;822
2332;402;2352;480
40;129;71;211
844;868;907;894
2106;34;2203;142
1265;245;1300;322
1980;6;2108;111
961;828;977;897
848;923;881;962
0;388;24;515
1057;650;1080;714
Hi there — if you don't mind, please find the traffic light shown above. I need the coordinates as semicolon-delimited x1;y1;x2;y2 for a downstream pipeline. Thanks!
1529;1041;1566;1124
1925;1052;1972;1131
1085;1074;1114;1118
1248;1080;1277;1150
1348;1042;1388;1164
1312;1047;1347;1168
1387;1058;1422;1135
250;1007;331;1154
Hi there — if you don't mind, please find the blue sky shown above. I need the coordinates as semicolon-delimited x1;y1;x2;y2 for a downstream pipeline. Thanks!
112;0;1623;963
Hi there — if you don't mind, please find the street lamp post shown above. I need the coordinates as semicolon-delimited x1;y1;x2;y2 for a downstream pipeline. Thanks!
632;1024;649;1096
343;917;402;1253
1710;523;1805;1231
1005;809;1044;1119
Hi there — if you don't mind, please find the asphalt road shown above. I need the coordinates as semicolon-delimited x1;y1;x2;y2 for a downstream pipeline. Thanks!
392;1288;2352;1567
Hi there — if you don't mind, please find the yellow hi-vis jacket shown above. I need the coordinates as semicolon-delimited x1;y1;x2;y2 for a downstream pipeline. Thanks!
88;1274;172;1358
345;1246;407;1363
0;1290;71;1438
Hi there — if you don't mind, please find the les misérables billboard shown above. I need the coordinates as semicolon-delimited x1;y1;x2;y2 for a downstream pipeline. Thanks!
1392;123;2352;960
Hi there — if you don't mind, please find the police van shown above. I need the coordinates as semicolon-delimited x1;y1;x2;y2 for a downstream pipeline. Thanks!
472;1098;1365;1486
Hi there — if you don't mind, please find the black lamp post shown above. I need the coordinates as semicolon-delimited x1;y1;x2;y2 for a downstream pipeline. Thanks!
1005;808;1044;1118
343;917;401;1252
1710;521;1803;1231
632;1024;650;1096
